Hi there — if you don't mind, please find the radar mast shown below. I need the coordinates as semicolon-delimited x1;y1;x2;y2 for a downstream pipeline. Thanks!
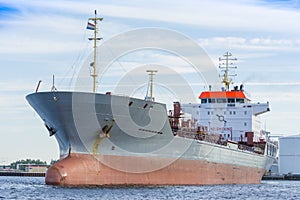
219;52;237;91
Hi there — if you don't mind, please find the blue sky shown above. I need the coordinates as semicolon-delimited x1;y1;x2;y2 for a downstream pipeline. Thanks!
1;0;300;164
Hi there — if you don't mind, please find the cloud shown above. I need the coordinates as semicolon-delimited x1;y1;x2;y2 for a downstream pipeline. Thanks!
0;1;129;55
246;82;300;86
198;37;300;52
3;0;300;32
1;0;300;57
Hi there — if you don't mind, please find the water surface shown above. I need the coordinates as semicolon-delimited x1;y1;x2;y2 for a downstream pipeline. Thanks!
0;176;298;200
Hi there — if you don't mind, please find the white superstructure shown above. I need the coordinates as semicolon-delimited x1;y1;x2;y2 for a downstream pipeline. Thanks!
182;90;270;142
182;52;270;143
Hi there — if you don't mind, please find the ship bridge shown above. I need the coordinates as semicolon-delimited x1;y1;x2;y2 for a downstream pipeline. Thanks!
199;90;249;105
181;52;271;143
198;90;270;116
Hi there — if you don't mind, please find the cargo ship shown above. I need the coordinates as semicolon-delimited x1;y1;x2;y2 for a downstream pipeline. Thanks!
26;11;277;186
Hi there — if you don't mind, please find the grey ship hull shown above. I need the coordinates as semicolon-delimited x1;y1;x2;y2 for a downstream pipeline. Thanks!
26;91;275;185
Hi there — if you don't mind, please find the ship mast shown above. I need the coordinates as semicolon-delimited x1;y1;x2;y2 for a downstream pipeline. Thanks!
219;52;237;91
88;10;103;93
146;70;158;102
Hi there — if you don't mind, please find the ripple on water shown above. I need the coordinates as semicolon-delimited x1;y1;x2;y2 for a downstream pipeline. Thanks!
0;177;300;200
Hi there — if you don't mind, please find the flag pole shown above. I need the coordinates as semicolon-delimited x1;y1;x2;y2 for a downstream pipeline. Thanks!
88;10;103;93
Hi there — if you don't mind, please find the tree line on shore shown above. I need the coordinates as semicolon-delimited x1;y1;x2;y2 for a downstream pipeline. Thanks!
4;159;58;170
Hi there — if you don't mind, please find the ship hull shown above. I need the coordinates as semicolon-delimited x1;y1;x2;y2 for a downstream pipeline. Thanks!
26;91;275;186
46;153;264;186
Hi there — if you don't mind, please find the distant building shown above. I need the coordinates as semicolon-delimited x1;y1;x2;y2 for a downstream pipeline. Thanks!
25;165;47;173
15;164;48;173
268;158;279;175
0;165;12;171
279;135;300;175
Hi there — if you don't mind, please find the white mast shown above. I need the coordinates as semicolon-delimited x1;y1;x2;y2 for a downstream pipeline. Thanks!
146;70;158;102
88;10;103;93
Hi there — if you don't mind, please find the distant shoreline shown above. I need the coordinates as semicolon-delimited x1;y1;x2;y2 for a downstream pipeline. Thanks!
1;172;299;181
262;174;300;181
0;171;45;177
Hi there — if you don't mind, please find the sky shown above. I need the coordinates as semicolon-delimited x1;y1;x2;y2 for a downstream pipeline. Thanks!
1;0;300;165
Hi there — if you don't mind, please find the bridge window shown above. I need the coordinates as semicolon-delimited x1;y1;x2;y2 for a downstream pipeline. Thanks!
201;99;207;104
217;98;227;103
228;98;235;103
208;98;216;103
236;98;245;103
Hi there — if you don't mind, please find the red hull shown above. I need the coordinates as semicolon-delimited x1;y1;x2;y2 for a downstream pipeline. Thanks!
46;153;264;186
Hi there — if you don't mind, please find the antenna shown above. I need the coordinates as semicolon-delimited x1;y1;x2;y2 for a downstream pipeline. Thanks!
35;80;42;93
51;74;57;92
146;70;158;102
219;52;237;91
88;10;103;93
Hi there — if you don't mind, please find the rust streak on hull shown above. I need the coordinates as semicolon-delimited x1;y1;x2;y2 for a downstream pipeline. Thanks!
46;153;264;186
